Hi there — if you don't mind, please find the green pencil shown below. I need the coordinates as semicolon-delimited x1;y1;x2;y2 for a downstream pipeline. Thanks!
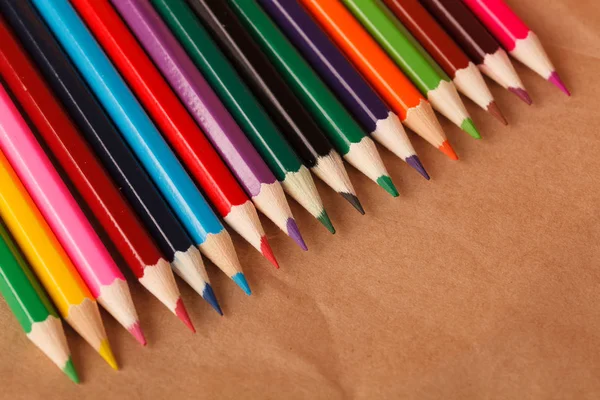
342;0;480;139
151;0;333;232
0;221;78;383
228;0;398;197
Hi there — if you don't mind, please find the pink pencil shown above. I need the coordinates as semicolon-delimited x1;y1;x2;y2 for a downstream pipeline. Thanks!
462;0;570;95
0;84;143;342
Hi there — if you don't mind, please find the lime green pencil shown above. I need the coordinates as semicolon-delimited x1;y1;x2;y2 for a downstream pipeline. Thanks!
228;0;398;197
0;220;78;383
343;0;481;139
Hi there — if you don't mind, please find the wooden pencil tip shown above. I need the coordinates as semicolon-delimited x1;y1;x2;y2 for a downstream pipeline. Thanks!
487;101;508;125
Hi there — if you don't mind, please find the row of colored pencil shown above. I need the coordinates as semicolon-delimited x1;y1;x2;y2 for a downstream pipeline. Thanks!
0;0;567;383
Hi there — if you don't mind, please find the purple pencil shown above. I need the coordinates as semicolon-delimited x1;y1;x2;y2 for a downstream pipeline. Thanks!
259;0;428;180
110;0;305;248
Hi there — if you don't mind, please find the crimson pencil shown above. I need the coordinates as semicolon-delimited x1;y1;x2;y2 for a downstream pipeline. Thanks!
0;17;193;333
72;0;278;267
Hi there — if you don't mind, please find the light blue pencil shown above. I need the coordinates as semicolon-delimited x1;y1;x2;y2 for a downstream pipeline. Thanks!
31;0;250;294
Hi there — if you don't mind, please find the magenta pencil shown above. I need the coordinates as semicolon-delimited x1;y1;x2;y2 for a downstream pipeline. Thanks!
0;83;142;342
462;0;569;95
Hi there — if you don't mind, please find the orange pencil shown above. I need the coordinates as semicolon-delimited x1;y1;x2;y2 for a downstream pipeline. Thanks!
301;0;456;160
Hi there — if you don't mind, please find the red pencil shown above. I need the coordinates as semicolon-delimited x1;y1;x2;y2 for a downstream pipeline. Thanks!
0;18;194;334
72;0;278;267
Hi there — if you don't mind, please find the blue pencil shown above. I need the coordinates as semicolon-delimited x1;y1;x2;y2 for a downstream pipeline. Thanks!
259;0;428;179
31;0;250;294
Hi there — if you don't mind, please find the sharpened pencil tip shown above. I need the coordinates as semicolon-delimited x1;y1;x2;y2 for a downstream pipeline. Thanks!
63;358;80;384
405;155;430;180
376;175;399;197
99;339;118;370
202;283;223;315
487;101;508;125
548;72;570;96
340;192;365;215
128;321;147;346
508;87;533;105
439;141;459;160
317;210;335;234
174;298;195;333
286;218;308;251
232;273;252;295
260;236;279;269
461;118;481;139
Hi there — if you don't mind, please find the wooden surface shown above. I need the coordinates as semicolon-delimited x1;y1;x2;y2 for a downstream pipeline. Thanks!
1;0;599;398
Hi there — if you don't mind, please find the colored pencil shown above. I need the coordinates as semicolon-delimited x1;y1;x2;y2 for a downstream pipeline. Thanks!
72;0;279;266
341;0;479;139
0;150;115;369
0;0;222;314
461;0;569;95
109;0;307;249
300;0;457;160
0;220;78;383
186;0;364;214
259;0;430;179
0;18;192;334
230;0;398;197
31;0;250;294
0;84;142;345
151;0;332;234
381;0;506;124
419;0;531;104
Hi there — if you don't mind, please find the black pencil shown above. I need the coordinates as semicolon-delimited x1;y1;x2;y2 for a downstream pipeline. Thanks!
0;0;222;314
187;0;363;214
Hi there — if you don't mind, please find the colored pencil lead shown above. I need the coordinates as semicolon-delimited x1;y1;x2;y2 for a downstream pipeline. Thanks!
440;141;459;161
548;73;570;96
406;155;431;180
340;193;366;215
461;118;481;139
286;219;308;251
487;101;508;125
377;176;400;197
64;358;80;384
99;339;118;370
508;88;533;105
202;284;223;316
174;298;195;333
232;273;252;296
128;322;147;346
260;237;279;269
318;211;336;235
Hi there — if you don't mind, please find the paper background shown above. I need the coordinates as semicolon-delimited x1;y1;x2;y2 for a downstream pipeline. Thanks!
0;0;599;398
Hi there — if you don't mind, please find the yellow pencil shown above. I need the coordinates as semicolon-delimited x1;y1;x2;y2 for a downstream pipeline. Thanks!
0;150;117;369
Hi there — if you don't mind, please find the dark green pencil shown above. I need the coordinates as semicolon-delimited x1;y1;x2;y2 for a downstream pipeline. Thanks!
0;220;78;383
